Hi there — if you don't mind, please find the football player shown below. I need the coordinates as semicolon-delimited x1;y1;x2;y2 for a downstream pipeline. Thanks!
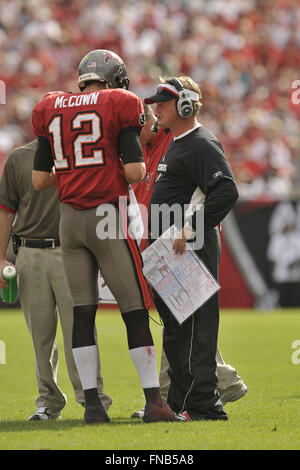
31;49;175;424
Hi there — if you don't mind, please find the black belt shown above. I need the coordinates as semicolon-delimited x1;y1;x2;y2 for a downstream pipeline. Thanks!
20;238;60;249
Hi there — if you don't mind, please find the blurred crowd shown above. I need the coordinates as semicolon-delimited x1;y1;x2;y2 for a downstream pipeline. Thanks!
0;0;299;201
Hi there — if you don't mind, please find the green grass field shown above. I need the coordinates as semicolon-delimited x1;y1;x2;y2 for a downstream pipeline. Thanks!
0;308;300;450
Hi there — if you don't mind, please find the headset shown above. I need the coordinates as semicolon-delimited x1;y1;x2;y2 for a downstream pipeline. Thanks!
167;77;194;118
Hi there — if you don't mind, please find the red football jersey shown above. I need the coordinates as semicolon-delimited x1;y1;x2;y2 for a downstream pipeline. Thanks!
32;89;145;210
133;128;173;209
132;128;173;252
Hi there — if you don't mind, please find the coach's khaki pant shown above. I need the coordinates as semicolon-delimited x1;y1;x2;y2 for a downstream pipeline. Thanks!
16;246;111;413
159;344;244;402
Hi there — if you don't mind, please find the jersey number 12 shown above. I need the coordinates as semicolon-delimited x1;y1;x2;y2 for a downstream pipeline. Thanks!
48;112;105;170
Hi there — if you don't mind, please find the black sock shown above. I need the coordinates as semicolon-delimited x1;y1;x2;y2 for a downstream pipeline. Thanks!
72;304;97;348
121;309;154;349
84;388;103;408
144;387;164;405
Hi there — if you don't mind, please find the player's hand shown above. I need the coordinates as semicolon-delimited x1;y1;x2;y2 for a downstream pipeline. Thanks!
0;259;16;289
173;230;187;255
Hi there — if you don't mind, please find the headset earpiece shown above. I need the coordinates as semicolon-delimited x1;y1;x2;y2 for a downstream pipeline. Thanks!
168;78;193;118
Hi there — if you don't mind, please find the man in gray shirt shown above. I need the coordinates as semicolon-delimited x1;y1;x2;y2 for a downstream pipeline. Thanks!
0;140;111;420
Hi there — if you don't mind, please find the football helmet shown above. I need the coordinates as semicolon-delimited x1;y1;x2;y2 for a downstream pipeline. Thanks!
78;49;129;91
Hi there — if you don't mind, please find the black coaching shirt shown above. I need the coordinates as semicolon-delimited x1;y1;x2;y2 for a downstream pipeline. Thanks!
149;124;239;237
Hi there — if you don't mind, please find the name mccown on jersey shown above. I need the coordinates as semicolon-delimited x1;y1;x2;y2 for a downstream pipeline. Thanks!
54;92;99;108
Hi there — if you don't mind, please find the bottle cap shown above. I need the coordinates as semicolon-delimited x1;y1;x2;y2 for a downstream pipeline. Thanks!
2;266;17;279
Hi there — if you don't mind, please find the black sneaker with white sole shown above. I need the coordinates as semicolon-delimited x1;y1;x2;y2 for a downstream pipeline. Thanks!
131;407;145;419
29;407;61;421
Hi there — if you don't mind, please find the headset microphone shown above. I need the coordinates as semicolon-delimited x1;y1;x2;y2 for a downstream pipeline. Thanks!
151;121;159;133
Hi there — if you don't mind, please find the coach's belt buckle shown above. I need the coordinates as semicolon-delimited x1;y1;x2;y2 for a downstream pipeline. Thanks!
45;239;56;248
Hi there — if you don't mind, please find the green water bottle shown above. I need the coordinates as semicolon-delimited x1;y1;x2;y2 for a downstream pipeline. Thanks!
1;265;18;304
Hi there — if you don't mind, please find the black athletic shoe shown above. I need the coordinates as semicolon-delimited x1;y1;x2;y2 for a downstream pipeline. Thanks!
29;407;61;421
84;405;110;424
175;410;228;421
131;407;145;419
188;412;228;421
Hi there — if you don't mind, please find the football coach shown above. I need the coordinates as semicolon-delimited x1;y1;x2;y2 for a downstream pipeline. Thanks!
145;76;239;421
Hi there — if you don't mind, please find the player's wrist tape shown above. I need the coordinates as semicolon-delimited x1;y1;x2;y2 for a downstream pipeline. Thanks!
183;222;196;240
